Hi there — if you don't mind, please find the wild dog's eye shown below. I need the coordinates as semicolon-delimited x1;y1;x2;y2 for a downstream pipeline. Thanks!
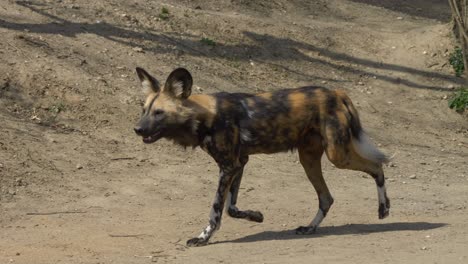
154;109;164;116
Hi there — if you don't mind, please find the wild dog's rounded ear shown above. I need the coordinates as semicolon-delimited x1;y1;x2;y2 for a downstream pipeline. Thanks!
164;68;192;99
136;67;161;95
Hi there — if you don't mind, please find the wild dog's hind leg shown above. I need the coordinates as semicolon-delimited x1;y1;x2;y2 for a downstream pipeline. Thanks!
296;135;334;235
372;166;390;219
325;136;390;219
225;155;264;223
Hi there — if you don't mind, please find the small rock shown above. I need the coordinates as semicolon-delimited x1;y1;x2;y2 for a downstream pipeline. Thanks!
30;115;41;121
423;51;428;55
447;84;454;89
76;164;83;170
132;47;144;53
409;175;417;179
15;178;25;186
421;246;428;250
321;80;327;84
358;81;364;85
0;163;3;168
442;95;448;100
397;16;403;20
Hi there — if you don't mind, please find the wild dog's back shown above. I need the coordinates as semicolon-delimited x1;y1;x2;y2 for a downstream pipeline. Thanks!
234;86;331;154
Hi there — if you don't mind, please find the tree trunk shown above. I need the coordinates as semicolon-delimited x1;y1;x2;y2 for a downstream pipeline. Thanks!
449;0;468;79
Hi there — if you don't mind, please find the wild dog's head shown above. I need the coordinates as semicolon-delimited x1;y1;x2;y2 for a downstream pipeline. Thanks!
134;67;193;144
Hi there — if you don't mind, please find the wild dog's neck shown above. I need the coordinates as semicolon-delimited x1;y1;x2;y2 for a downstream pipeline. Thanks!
184;94;217;128
165;95;216;148
164;118;203;148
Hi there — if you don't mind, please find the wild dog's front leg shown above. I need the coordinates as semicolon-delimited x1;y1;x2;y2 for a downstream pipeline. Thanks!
186;166;240;247
226;156;264;223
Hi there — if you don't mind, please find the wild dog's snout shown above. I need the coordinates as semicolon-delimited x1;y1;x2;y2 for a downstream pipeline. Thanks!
134;126;144;135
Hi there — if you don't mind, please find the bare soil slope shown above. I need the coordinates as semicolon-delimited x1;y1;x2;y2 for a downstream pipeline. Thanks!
1;0;467;263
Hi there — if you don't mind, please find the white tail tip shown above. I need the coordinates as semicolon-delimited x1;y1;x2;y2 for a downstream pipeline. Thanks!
351;132;388;164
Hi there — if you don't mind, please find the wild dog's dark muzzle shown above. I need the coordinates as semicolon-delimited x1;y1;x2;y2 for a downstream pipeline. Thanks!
134;126;144;135
134;119;163;144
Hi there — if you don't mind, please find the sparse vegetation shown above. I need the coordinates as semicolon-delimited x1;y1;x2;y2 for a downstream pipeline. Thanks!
159;7;170;20
448;87;468;112
200;37;216;47
49;102;66;114
449;47;465;77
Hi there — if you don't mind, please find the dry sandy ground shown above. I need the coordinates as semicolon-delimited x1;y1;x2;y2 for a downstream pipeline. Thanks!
0;0;467;263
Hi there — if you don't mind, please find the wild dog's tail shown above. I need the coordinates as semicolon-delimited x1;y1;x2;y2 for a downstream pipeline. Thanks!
336;90;389;164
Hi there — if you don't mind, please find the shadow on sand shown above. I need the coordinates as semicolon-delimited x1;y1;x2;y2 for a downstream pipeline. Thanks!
215;222;446;244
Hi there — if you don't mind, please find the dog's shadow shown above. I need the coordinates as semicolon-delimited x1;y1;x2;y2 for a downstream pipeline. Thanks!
216;222;446;244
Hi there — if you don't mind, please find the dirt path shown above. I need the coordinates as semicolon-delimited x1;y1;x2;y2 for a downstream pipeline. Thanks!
1;0;467;263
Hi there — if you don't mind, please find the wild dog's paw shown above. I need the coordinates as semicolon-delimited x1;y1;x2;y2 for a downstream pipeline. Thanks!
186;237;208;247
378;203;390;219
295;225;317;235
246;210;264;223
228;208;264;223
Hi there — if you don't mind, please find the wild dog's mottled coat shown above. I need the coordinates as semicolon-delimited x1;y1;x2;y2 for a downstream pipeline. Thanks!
134;68;390;247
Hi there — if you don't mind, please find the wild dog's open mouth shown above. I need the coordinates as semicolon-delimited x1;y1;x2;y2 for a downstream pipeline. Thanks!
142;132;161;144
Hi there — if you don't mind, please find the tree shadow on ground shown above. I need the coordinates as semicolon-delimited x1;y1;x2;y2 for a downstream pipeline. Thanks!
348;0;451;22
215;222;446;244
1;1;463;91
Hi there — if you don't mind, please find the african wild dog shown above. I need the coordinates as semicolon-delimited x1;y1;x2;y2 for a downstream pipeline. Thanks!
134;67;390;247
